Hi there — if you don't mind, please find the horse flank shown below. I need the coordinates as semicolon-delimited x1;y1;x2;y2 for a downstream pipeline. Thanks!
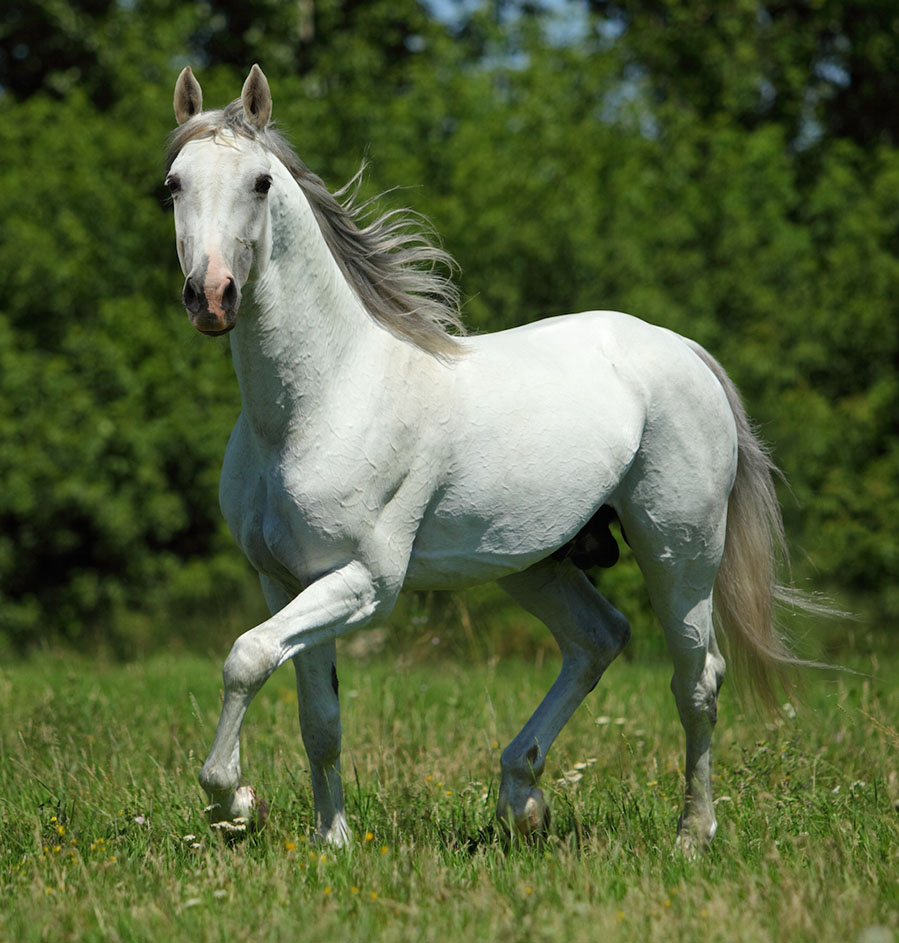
166;100;466;358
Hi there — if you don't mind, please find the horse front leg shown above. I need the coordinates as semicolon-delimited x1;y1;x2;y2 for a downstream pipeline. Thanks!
198;561;381;838
292;641;349;845
257;577;349;845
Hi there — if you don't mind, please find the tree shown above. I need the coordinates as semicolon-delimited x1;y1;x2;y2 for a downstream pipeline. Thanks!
588;0;899;149
2;0;897;651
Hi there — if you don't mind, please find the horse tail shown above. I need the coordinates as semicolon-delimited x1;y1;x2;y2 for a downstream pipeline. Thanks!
687;342;829;710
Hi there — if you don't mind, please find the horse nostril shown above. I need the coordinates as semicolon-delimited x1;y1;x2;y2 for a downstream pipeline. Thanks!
222;277;239;314
182;276;203;314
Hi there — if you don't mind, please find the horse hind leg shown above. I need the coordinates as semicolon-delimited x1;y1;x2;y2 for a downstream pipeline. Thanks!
624;515;728;854
668;597;726;855
263;577;350;846
495;557;631;835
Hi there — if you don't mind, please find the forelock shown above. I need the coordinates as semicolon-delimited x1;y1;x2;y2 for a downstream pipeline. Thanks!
166;101;262;174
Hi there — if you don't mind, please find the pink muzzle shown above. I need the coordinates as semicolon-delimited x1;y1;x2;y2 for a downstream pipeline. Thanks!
182;254;241;335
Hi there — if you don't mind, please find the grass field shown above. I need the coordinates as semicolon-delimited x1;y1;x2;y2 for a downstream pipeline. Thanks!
0;637;896;943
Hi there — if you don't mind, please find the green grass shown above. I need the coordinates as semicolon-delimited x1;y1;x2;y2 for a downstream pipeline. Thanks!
0;641;896;942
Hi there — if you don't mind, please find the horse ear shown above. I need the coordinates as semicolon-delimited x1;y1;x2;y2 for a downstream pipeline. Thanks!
174;66;203;125
241;64;272;129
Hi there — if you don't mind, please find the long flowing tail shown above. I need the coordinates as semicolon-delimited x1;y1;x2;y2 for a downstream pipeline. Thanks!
688;342;828;710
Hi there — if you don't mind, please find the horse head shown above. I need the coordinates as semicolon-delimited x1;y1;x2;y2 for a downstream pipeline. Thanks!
166;65;275;335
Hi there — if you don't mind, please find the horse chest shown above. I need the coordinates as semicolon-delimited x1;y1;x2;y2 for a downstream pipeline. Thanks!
220;432;359;588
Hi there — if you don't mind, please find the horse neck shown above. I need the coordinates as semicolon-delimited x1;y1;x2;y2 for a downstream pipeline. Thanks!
229;177;388;445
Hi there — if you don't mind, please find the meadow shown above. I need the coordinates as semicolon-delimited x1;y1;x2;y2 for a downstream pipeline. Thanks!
0;628;896;943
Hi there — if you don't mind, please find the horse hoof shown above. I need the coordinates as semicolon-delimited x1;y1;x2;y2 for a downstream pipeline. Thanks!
520;788;549;834
312;813;351;849
675;815;715;857
675;830;703;859
498;787;550;837
206;786;269;839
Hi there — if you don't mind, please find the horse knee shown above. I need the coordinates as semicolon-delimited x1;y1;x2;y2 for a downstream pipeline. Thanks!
199;759;237;797
223;632;275;694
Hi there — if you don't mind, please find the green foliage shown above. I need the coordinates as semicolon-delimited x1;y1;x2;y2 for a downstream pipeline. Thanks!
1;0;898;650
591;0;899;149
0;84;251;651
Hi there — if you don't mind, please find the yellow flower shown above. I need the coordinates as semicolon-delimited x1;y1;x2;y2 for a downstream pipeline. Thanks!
379;845;388;856
370;891;378;901
351;886;359;895
324;886;332;896
56;824;66;836
284;840;297;852
364;831;374;843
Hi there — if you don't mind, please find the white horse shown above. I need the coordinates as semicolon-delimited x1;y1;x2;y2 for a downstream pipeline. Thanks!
167;65;812;853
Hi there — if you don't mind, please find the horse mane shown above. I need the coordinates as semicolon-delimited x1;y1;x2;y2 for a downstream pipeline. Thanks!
166;101;466;358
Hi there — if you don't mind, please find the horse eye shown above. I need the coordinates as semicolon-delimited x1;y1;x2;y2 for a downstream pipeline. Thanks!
165;175;182;195
255;174;272;195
